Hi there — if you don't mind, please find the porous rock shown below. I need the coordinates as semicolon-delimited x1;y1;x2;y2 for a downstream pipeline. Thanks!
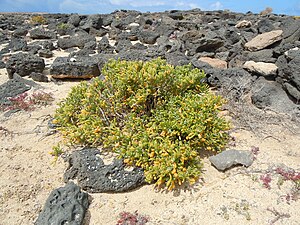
35;182;89;225
30;28;56;39
5;52;45;79
0;73;37;106
251;77;298;113
209;150;254;171
50;56;100;79
63;148;145;193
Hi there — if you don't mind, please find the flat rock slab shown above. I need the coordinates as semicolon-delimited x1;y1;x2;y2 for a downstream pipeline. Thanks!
64;148;145;193
243;61;278;76
209;149;254;171
35;182;89;225
245;30;283;51
199;57;227;69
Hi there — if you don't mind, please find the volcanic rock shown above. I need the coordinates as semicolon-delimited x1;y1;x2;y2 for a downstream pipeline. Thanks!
50;56;100;79
35;182;89;225
64;148;145;193
5;53;45;79
209;150;254;171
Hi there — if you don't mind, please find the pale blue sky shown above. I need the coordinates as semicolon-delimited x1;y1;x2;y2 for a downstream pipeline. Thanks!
0;0;299;15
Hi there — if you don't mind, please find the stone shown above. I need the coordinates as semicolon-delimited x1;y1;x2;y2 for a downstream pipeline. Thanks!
257;19;275;33
8;37;27;52
64;148;145;193
50;56;100;79
35;182;89;225
58;33;96;49
251;77;298;113
192;38;224;54
6;53;45;79
29;72;48;82
38;49;53;58
165;52;190;66
243;61;278;76
68;14;81;27
199;57;227;69
244;30;283;51
0;73;37;107
81;14;103;31
13;27;28;37
235;20;252;28
284;82;300;101
115;39;132;53
97;36;115;54
30;28;56;39
138;30;160;44
244;49;276;63
209;150;254;171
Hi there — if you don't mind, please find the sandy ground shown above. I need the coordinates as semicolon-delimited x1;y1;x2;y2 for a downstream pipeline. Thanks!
0;66;300;225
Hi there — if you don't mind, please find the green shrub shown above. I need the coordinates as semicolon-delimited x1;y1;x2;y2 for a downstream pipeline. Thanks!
31;15;47;25
57;23;70;30
54;58;230;190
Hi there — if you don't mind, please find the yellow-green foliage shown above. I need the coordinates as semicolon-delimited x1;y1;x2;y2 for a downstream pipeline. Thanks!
31;15;47;25
54;58;230;190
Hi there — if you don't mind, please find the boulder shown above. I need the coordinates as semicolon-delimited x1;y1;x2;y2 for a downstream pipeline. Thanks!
38;49;53;58
50;56;100;79
235;20;252;28
35;182;89;225
57;33;96;49
244;30;283;51
8;37;27;52
257;19;275;33
13;27;28;37
244;49;276;63
243;61;278;76
138;30;160;44
284;82;300;101
251;77;298;113
81;14;103;31
29;72;49;82
115;39;132;53
30;28;56;39
68;14;81;27
64;148;145;193
190;38;224;54
5;53;45;79
97;36;115;54
0;74;37;107
209;150;254;171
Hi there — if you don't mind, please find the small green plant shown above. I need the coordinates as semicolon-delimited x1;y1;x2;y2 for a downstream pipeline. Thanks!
50;144;64;164
31;15;47;25
54;58;230;190
57;23;70;30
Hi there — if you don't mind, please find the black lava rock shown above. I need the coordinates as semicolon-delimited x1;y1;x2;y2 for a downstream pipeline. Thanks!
5;53;45;79
64;148;146;193
35;182;89;225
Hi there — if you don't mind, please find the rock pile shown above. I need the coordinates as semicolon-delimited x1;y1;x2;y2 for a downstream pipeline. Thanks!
0;10;299;113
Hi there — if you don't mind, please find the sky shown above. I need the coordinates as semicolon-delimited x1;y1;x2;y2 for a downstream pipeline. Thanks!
0;0;299;16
